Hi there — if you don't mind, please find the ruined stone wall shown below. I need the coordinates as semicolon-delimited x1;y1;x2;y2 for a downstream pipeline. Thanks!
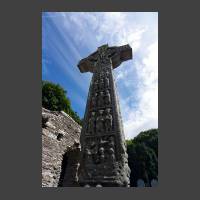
42;108;81;187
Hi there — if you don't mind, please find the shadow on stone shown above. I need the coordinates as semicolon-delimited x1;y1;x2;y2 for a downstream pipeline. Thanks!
58;152;69;187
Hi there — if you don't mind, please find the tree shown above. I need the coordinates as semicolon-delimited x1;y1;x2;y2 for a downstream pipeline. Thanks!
42;80;82;125
126;128;158;186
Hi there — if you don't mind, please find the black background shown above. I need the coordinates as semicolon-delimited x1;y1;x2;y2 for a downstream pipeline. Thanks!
1;0;200;199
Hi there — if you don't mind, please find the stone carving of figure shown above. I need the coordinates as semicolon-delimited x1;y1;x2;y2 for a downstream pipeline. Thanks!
88;112;96;134
88;139;96;149
91;93;97;108
85;148;92;164
108;136;115;148
98;91;104;107
105;70;109;77
104;108;113;132
100;72;104;79
105;90;111;105
98;46;110;64
108;147;115;162
104;76;109;88
99;78;104;90
96;110;104;134
99;147;105;163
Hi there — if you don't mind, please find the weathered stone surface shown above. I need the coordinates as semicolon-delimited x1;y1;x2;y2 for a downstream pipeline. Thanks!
42;107;81;187
77;44;132;187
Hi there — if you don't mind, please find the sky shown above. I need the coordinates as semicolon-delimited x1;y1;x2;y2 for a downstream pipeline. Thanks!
42;12;158;139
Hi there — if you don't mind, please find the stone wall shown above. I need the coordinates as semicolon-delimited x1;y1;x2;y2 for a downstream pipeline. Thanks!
42;108;81;187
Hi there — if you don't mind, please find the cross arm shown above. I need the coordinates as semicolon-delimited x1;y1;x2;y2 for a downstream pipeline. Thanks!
109;44;132;69
77;44;132;73
77;51;98;73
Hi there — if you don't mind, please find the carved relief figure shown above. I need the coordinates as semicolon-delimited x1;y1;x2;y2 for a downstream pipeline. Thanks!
108;147;115;162
98;91;104;107
91;93;98;108
105;70;109;77
88;112;96;134
105;90;111;105
91;142;99;164
96;110;104;134
108;136;115;148
100;71;104;79
99;147;105;163
104;108;113;132
87;139;97;154
85;148;92;164
99;78;104;90
104;76;110;88
98;46;110;64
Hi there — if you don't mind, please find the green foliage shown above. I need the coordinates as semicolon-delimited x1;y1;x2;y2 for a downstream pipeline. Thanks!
42;80;82;125
126;128;158;186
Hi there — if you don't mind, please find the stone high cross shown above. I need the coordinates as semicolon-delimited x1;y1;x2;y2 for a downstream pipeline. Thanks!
77;44;132;187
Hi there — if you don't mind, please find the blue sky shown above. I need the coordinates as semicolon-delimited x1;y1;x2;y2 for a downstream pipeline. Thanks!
42;12;158;139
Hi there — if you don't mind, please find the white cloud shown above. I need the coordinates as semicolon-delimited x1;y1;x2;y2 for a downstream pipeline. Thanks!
121;40;158;139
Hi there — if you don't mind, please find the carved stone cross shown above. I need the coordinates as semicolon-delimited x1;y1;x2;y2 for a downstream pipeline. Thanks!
77;44;132;187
